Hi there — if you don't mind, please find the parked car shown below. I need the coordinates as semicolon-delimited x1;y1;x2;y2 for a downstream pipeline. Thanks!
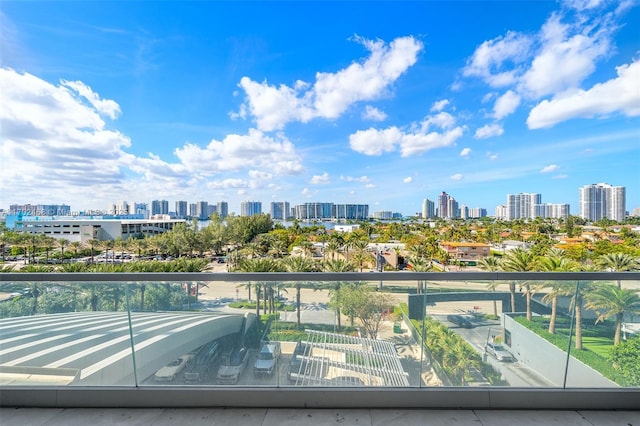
153;353;195;382
447;314;474;329
253;342;281;377
184;340;221;383
216;347;250;384
485;342;516;362
287;341;310;382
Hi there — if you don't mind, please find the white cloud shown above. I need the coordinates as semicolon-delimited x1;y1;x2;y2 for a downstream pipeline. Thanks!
349;126;403;156
362;105;387;121
540;164;560;173
61;80;121;119
493;90;521;119
174;128;304;175
340;175;370;183
450;173;464;181
237;35;423;131
462;31;533;88
207;178;247;189
310;172;330;184
365;183;376;189
487;152;499;160
301;188;312;197
527;59;640;128
519;13;611;98
481;92;496;104
403;176;413;183
430;99;450;112
350;110;465;157
474;123;504;139
0;68;306;208
460;148;472;158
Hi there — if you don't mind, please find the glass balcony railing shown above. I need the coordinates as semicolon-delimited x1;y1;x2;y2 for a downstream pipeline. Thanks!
1;272;639;408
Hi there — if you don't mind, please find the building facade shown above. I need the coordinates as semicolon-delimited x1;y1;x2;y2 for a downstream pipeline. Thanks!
421;198;435;219
270;201;290;220
579;183;626;222
241;201;262;217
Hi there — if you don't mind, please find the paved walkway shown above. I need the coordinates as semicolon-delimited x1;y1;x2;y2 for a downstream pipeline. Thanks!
1;407;638;425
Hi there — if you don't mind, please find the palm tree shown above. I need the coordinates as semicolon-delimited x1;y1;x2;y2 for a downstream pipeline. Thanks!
323;259;356;330
68;241;83;261
408;257;432;294
596;253;639;288
501;247;536;319
536;250;579;334
585;284;640;345
56;238;70;263
84;239;99;263
99;239;115;265
236;257;283;317
282;256;317;328
477;256;501;318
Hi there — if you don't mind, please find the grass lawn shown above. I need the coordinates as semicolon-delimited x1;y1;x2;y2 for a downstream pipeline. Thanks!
581;336;614;358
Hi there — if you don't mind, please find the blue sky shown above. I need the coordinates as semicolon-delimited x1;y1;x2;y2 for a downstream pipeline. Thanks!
1;0;638;216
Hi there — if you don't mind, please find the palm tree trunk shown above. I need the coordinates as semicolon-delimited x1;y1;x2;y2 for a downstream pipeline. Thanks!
575;297;583;350
548;296;557;334
615;313;623;345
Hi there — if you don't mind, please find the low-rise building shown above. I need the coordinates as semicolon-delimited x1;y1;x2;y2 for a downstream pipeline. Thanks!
8;215;185;243
439;241;490;263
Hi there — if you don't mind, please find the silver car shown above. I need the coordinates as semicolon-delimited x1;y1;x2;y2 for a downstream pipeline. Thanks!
485;343;516;362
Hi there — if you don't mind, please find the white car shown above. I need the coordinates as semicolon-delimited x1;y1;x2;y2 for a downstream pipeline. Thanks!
216;347;249;384
154;353;195;381
485;343;516;362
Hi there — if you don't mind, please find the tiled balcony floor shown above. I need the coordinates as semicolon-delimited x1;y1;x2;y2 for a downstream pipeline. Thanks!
1;408;639;426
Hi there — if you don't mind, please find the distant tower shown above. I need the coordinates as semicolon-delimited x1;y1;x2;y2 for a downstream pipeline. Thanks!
421;198;435;219
241;201;262;217
579;183;625;222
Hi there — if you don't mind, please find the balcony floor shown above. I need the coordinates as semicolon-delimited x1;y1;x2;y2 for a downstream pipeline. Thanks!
1;408;639;425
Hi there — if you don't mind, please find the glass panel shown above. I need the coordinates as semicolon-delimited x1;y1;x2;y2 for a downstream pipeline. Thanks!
564;279;640;388
2;275;638;390
0;280;136;386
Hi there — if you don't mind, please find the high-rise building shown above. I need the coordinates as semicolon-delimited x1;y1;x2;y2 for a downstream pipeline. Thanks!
468;208;487;218
334;204;369;220
175;201;188;219
241;201;262;217
150;200;169;216
112;201;130;215
189;203;197;218
270;201;290;220
421;199;435;219
579;183;626;222
437;192;458;219
217;201;228;219
134;202;148;218
196;201;209;220
505;193;541;220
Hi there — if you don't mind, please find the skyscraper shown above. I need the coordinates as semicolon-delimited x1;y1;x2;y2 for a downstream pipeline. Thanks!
579;183;626;222
241;201;262;217
217;201;228;219
421;198;435;219
506;193;541;220
270;201;290;220
175;201;188;219
437;192;458;219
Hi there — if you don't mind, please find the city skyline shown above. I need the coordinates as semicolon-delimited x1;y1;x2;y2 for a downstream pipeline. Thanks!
4;181;629;221
1;1;638;215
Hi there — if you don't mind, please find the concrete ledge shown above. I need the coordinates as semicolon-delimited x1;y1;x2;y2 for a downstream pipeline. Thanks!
2;387;639;410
